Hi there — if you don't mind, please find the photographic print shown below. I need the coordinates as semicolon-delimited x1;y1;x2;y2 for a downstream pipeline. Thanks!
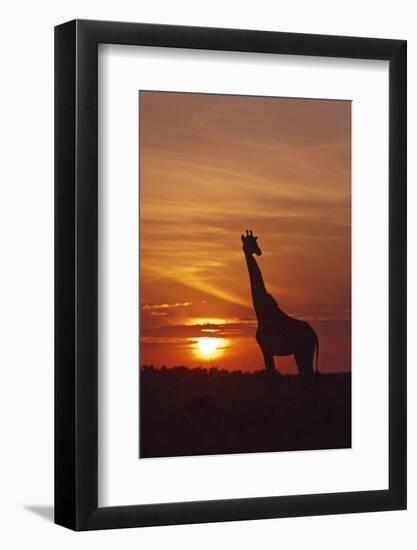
139;91;351;459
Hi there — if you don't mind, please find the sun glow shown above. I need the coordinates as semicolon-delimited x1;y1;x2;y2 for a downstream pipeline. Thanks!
194;337;227;359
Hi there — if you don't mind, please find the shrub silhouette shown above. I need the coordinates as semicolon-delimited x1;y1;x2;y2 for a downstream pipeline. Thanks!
140;365;351;459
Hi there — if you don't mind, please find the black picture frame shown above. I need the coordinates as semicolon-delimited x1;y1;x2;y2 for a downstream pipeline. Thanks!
55;19;407;531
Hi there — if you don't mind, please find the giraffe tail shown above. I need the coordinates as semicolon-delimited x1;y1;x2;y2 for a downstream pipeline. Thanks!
314;330;320;374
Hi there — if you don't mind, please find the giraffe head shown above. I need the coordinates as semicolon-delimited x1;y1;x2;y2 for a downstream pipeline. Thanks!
241;230;262;256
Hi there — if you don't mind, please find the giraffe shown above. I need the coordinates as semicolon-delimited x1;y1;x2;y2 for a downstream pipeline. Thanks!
241;230;319;377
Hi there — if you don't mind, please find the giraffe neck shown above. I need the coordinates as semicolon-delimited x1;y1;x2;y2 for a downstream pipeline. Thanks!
244;251;268;318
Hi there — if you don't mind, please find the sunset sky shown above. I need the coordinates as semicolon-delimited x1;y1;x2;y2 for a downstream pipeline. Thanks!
139;92;351;373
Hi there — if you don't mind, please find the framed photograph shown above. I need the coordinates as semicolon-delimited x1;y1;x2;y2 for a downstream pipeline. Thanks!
55;19;406;530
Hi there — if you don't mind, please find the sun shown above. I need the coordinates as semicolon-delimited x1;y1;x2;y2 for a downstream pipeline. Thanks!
195;337;226;358
198;337;220;356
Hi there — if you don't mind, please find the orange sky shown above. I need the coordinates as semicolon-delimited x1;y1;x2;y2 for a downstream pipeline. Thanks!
139;91;351;373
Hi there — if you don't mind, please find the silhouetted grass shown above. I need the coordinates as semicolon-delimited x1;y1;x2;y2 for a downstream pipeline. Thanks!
140;366;351;458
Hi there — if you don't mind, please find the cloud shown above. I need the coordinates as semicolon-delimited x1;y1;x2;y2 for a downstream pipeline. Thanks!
141;320;257;341
142;302;192;311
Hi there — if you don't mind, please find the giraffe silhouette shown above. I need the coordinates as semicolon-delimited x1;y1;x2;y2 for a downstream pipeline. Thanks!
242;230;319;377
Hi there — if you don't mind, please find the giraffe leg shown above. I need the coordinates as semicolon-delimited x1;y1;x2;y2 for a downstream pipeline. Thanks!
295;347;315;392
294;349;314;377
262;349;275;372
